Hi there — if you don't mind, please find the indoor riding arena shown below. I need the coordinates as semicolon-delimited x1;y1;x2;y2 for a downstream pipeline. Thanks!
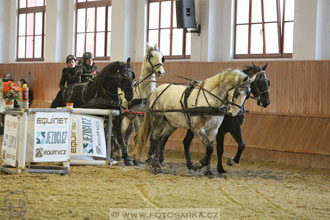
0;0;329;220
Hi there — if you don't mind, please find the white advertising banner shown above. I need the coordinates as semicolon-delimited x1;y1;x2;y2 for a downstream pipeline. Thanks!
33;112;71;162
71;114;106;158
2;115;19;167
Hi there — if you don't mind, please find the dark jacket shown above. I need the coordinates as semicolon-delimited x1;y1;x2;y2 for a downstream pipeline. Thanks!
59;67;79;89
75;64;99;83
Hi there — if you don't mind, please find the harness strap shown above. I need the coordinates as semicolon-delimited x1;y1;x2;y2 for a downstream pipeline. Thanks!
150;84;172;111
195;81;204;106
180;83;196;127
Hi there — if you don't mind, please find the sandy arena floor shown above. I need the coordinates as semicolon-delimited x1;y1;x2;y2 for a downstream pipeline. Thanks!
1;142;330;220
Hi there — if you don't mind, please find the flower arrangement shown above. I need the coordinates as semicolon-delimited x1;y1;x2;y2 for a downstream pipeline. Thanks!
1;81;21;105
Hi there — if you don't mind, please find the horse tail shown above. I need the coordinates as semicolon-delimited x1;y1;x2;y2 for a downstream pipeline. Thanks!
130;112;151;160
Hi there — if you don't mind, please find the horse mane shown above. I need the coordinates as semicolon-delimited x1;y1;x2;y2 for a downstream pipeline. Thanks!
95;61;122;87
243;64;262;77
204;69;247;91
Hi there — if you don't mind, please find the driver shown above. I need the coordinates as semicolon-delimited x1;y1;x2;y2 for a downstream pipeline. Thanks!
75;52;99;83
59;54;79;90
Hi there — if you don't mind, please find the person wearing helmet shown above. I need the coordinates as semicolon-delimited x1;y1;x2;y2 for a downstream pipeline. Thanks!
75;52;99;83
59;54;79;90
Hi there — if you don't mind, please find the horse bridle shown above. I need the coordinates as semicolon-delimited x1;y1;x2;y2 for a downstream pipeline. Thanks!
147;48;165;74
100;66;135;98
133;48;165;94
249;71;269;102
226;80;251;109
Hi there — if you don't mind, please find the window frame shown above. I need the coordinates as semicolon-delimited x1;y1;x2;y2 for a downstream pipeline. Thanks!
234;0;293;59
147;0;190;60
17;0;46;61
75;0;112;61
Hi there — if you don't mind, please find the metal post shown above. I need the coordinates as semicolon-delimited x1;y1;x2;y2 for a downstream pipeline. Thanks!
18;111;28;173
106;113;113;164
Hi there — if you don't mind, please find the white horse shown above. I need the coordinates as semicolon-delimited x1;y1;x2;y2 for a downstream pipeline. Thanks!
120;43;165;154
131;69;257;174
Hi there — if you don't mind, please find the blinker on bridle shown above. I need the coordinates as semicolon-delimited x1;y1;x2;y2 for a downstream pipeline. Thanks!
249;71;269;101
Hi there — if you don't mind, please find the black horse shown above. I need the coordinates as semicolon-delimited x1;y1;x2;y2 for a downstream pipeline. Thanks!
51;58;136;165
182;64;270;173
145;64;270;174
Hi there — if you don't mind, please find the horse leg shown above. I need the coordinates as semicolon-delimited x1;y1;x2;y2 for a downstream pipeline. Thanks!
123;116;134;146
227;127;245;166
146;145;155;164
113;116;133;166
148;127;172;165
149;116;175;173
183;129;195;170
192;130;215;176
159;134;172;164
216;127;227;174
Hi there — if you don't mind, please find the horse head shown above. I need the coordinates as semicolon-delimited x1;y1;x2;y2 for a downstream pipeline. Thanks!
116;58;135;102
243;63;270;108
225;73;251;116
145;43;166;77
100;59;135;102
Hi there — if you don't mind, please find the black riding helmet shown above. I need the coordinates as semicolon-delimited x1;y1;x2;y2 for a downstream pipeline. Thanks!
83;52;94;62
66;54;76;64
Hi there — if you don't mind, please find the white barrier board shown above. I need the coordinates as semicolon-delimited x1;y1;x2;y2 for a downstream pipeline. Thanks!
33;112;71;162
71;114;106;158
2;115;19;167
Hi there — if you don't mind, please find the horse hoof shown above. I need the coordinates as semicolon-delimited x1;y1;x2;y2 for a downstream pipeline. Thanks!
187;162;194;170
217;168;227;174
124;160;134;166
154;167;162;175
124;157;134;166
204;169;215;177
145;156;154;164
152;162;162;174
133;160;140;166
193;162;204;171
226;157;236;166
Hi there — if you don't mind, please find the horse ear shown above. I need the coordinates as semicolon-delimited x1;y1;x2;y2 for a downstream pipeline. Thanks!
262;63;268;70
146;42;151;51
127;57;131;68
154;44;159;50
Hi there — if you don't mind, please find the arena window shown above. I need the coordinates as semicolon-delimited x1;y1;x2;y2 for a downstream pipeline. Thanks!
148;0;191;60
234;0;294;59
76;0;111;60
17;0;46;61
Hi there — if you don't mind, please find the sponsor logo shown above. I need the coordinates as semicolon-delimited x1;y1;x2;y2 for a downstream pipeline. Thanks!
36;131;68;145
82;118;93;142
36;117;69;125
35;148;67;158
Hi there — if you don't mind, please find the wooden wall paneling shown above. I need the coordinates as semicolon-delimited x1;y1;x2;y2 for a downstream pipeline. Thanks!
1;60;330;115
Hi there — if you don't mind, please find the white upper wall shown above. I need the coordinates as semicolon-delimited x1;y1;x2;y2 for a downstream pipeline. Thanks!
0;0;329;63
315;0;330;59
0;0;10;63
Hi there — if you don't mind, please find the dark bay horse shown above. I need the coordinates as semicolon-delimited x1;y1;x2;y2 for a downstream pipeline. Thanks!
51;59;136;165
182;64;270;173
